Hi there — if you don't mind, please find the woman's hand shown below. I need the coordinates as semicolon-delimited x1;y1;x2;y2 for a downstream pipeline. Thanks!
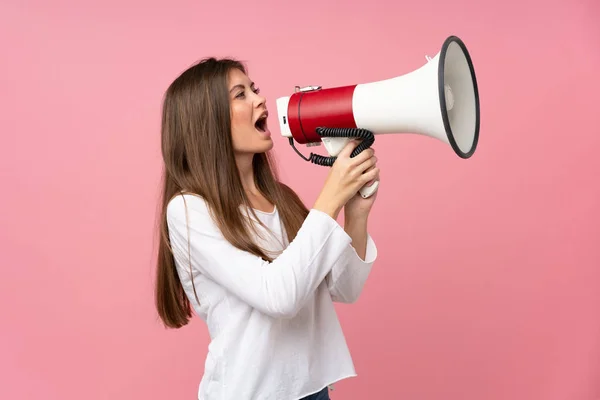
344;148;379;223
343;153;378;260
313;140;379;220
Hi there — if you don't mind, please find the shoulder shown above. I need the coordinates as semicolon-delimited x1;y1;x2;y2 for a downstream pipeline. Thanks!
166;193;213;227
167;192;207;213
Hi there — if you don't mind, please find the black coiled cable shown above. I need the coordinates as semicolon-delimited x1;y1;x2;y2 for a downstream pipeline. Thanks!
288;127;375;167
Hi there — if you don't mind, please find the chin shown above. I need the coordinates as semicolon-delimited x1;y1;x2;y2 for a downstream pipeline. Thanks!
237;141;273;156
257;140;274;153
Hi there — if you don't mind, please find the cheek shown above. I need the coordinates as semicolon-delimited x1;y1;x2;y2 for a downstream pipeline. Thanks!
231;103;251;125
230;120;250;152
231;105;253;136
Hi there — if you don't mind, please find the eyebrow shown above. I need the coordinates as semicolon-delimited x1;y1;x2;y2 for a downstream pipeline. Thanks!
229;82;255;93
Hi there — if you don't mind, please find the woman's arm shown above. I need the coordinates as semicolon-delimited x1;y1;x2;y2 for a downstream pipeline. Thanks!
326;217;378;303
167;194;352;319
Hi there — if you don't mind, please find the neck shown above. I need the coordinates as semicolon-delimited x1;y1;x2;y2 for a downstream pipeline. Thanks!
236;153;258;194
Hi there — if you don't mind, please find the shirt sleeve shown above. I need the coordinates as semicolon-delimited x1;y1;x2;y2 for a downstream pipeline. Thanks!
326;234;377;304
166;194;352;319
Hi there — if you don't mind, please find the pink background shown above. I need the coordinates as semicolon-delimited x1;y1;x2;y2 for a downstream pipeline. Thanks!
1;0;599;399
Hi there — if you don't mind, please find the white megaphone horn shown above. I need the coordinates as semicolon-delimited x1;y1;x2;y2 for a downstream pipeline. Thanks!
275;35;480;198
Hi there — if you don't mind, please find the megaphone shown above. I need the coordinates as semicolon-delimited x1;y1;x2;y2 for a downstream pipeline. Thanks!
275;35;480;198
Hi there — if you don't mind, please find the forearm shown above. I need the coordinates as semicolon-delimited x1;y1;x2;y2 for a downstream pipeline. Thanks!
328;215;377;303
344;215;368;261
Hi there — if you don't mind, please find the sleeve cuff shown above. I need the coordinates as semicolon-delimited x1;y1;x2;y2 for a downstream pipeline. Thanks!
307;208;353;242
350;233;378;265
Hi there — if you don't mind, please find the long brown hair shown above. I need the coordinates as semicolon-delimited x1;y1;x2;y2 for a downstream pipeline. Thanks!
155;57;309;329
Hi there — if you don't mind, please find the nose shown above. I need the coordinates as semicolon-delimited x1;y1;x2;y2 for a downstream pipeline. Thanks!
254;91;267;108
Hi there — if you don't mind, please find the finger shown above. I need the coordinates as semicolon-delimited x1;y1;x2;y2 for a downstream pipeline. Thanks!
356;154;377;174
338;139;361;159
361;167;380;185
362;165;377;187
363;164;376;173
365;172;380;187
349;147;375;167
364;163;379;186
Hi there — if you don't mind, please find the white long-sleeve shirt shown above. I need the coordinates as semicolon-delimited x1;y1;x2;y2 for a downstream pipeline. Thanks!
166;193;377;400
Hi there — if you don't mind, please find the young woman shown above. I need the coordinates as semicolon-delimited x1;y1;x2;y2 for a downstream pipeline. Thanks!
154;57;379;400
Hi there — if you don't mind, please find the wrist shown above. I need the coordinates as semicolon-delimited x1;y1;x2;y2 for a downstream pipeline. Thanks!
344;212;368;226
314;198;342;220
344;216;368;236
343;216;368;260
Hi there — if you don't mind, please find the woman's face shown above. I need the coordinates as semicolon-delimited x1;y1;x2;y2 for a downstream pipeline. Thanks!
228;68;273;156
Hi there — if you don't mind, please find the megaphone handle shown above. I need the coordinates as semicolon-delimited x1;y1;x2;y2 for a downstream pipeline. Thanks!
359;180;379;198
321;136;380;198
321;136;351;158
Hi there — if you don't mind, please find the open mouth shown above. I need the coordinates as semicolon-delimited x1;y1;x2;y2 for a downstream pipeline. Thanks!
255;114;268;132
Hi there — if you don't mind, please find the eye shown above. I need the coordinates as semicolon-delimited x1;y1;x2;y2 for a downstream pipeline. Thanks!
253;87;260;94
235;90;245;99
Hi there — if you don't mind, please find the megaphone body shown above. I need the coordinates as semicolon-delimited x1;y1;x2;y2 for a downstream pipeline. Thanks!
275;35;480;198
